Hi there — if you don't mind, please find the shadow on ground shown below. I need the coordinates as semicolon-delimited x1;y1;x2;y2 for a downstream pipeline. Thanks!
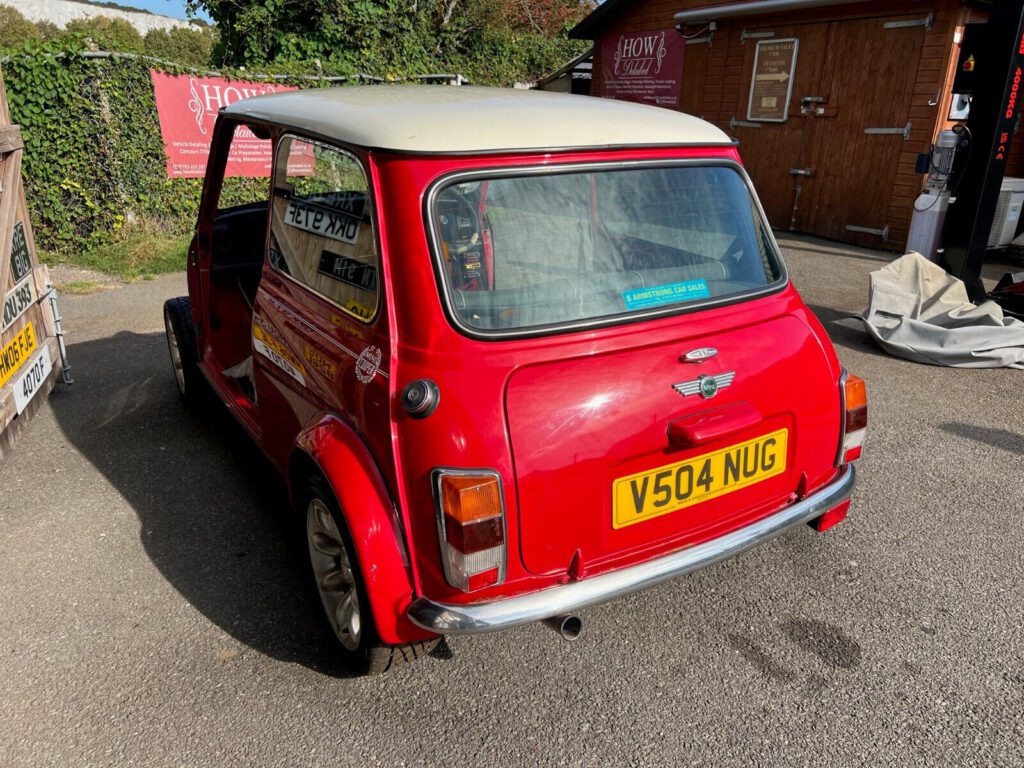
939;422;1024;457
805;304;886;357
50;330;357;675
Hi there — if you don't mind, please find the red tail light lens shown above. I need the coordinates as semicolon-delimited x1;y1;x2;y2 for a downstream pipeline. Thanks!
838;372;867;464
433;470;506;592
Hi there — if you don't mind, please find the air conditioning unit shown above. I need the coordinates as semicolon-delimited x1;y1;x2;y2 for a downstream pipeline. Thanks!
988;177;1024;249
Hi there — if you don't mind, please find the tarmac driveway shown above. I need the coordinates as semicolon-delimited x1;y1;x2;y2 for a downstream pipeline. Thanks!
1;236;1022;767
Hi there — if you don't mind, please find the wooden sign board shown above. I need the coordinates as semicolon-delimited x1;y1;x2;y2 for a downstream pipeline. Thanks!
0;64;67;461
747;38;800;122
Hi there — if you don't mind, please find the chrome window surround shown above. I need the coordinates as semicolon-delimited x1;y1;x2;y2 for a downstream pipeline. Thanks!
269;133;383;325
424;158;790;340
431;467;509;590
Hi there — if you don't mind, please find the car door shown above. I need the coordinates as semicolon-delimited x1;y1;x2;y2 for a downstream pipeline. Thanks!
252;134;391;472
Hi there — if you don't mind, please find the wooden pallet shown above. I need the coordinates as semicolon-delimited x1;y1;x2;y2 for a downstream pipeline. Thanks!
0;64;65;461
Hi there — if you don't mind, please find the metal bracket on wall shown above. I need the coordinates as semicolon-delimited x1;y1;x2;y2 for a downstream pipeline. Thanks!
884;13;933;31
846;224;890;240
686;35;713;45
865;122;912;141
741;29;775;43
730;117;762;129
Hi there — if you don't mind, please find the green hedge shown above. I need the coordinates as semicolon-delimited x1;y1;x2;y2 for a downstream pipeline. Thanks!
3;44;274;253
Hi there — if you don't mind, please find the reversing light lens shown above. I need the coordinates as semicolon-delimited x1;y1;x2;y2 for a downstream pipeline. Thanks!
434;471;506;592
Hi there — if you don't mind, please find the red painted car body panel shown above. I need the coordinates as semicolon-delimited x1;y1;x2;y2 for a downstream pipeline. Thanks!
187;129;849;644
292;415;427;644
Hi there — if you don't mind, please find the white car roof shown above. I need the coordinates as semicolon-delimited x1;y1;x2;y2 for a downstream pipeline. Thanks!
222;85;732;153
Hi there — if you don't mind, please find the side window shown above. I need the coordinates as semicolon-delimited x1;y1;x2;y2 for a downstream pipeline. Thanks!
269;136;379;321
207;122;275;269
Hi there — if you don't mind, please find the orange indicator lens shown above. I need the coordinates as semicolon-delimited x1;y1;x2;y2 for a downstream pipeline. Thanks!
440;474;502;524
844;374;867;412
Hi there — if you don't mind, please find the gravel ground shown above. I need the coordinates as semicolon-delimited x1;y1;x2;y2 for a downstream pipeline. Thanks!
1;235;1022;767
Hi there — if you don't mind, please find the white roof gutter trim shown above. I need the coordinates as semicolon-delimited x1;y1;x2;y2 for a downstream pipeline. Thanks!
674;0;873;26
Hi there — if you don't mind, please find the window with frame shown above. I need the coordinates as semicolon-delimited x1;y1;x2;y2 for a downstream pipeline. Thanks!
431;164;783;334
269;136;379;321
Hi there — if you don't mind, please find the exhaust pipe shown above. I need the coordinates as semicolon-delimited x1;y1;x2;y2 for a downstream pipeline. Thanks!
542;614;582;642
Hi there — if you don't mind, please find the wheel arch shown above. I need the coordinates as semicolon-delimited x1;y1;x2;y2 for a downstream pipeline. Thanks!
289;414;433;645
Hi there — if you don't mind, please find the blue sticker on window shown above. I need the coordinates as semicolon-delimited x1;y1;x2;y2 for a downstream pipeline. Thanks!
622;279;711;311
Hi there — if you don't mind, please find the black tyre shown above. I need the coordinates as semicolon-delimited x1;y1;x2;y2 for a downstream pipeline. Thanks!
163;297;202;402
303;476;438;675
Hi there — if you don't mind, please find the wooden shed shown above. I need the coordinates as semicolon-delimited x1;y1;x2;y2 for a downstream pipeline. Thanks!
570;0;1006;252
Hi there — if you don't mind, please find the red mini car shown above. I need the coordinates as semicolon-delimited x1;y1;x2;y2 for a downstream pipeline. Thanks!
163;86;865;674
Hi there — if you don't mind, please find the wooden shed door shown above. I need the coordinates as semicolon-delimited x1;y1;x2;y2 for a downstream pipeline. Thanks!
728;23;831;228
725;14;927;247
798;16;927;245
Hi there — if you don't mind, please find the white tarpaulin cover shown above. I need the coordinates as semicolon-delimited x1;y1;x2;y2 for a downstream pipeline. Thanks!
862;252;1024;368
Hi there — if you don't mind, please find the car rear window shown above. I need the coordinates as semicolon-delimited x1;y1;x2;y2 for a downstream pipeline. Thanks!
430;164;784;334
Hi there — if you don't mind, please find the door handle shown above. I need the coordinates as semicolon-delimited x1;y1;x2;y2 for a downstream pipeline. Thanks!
668;402;763;448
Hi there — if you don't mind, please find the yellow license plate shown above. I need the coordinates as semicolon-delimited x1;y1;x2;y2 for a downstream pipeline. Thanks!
613;429;789;529
0;321;37;390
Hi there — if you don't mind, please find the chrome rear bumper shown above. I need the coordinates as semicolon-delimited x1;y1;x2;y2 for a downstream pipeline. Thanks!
407;466;856;635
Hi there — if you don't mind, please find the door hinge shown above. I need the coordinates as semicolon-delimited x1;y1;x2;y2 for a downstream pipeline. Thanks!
884;13;933;31
846;224;890;240
730;117;762;129
789;168;816;177
864;122;912;141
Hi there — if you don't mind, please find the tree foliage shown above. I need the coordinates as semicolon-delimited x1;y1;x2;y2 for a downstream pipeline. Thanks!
187;0;593;82
64;16;145;52
0;6;41;50
0;5;217;67
143;26;218;67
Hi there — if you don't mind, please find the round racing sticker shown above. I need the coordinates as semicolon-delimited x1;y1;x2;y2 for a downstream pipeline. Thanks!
355;345;381;384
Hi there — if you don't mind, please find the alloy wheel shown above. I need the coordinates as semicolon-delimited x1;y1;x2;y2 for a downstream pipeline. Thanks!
305;498;361;651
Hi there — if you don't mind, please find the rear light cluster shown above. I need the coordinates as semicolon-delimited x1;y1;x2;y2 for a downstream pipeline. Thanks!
839;372;867;464
432;469;507;592
815;372;866;534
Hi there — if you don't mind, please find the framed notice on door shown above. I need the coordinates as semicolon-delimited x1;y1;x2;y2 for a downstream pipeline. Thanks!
747;38;799;122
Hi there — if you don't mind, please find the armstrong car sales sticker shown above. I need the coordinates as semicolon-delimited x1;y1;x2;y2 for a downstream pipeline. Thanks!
253;324;306;385
1;276;37;335
622;279;710;311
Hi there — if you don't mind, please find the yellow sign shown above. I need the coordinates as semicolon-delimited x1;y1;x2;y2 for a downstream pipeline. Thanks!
253;322;307;385
0;321;37;390
613;429;789;529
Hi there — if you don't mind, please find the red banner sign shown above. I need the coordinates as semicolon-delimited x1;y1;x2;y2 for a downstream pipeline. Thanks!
600;29;685;108
150;71;299;178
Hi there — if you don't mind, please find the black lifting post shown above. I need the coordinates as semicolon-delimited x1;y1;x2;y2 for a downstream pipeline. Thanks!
941;0;1024;303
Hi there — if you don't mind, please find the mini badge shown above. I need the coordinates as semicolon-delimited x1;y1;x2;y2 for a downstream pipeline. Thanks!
682;347;718;364
673;371;736;400
355;345;381;384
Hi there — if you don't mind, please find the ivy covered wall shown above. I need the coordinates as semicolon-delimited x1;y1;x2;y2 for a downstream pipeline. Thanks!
2;45;301;254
